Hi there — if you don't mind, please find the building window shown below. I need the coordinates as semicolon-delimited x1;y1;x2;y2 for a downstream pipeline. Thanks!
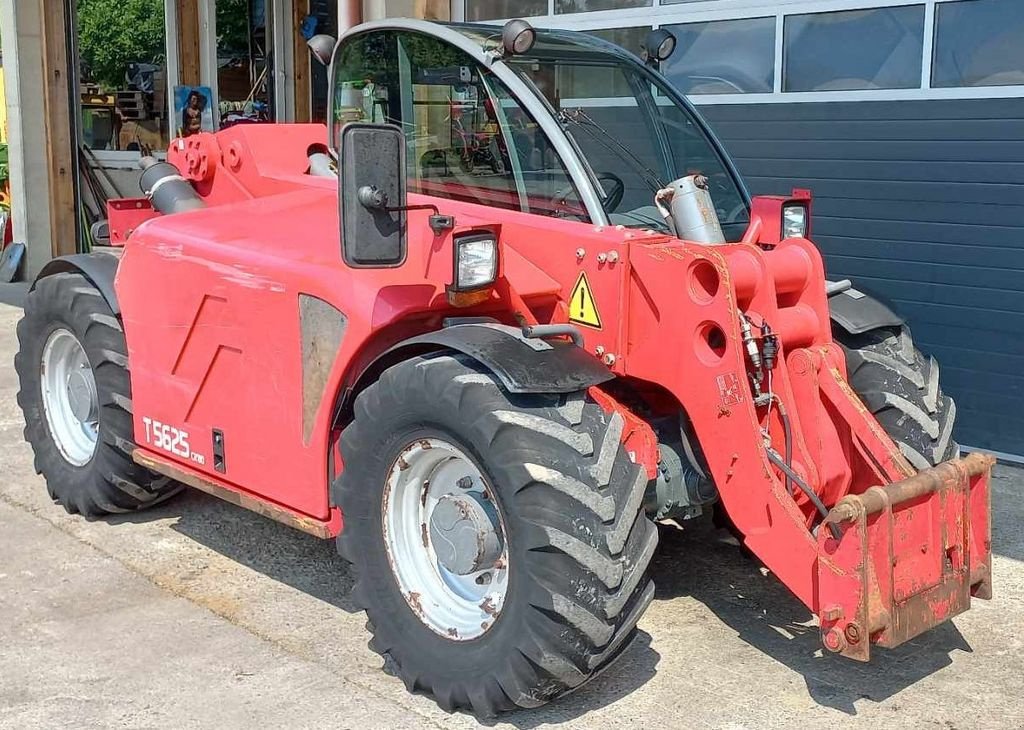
661;17;775;95
783;6;925;92
556;0;651;14
466;0;546;21
932;0;1024;88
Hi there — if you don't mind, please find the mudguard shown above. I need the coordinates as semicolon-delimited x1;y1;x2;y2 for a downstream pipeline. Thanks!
828;286;903;335
33;251;122;316
385;323;613;395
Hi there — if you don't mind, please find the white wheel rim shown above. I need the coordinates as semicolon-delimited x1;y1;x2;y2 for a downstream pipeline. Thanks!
40;328;99;466
382;438;510;641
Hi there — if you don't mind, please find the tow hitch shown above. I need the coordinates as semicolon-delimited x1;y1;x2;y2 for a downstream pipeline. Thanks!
816;452;994;661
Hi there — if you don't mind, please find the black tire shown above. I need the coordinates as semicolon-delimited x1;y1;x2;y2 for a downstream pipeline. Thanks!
335;353;657;716
835;324;958;469
15;271;181;516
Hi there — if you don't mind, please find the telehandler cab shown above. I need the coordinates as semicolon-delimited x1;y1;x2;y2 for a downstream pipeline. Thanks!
17;18;993;716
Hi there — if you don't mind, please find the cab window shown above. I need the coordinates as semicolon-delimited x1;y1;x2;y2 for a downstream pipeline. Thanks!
332;31;588;221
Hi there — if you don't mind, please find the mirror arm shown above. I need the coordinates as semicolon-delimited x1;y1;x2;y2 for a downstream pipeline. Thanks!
357;187;455;236
395;205;456;236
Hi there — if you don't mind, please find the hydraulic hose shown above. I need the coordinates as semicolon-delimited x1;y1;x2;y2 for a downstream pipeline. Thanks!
771;393;794;497
766;448;840;540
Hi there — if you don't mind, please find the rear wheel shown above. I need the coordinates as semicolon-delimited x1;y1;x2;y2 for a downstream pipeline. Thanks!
835;323;958;469
336;353;657;716
15;272;181;515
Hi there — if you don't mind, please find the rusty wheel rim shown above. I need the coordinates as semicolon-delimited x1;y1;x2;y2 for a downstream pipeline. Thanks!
381;438;509;641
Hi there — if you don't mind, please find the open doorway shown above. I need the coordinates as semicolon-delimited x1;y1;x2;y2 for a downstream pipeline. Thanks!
216;0;277;127
76;0;171;155
74;0;173;252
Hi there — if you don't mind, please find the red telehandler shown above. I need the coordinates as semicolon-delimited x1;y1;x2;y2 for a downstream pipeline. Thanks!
16;19;992;716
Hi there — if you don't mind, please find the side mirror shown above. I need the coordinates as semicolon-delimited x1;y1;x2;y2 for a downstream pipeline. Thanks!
307;34;337;67
339;123;407;268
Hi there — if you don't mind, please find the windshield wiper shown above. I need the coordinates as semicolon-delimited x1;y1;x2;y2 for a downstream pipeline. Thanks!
557;107;666;194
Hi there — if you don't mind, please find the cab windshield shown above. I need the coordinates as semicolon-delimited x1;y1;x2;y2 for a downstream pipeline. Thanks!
455;24;751;240
331;24;750;240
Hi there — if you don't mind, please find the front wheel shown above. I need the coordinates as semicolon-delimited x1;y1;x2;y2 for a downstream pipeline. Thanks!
835;323;958;469
335;353;657;716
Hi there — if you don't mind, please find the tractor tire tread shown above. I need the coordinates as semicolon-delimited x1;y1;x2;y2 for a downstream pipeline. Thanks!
334;352;657;716
15;272;181;516
835;323;958;467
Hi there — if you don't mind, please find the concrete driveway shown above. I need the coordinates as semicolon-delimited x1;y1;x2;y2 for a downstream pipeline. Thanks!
1;298;1022;729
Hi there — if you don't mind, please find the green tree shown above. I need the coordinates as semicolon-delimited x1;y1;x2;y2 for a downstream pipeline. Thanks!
76;0;166;89
216;0;251;57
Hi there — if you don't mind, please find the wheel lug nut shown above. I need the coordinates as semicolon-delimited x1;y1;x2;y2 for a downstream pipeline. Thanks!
475;572;492;585
457;476;473;489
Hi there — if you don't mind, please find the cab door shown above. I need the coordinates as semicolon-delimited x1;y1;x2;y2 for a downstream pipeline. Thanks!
394;31;592;223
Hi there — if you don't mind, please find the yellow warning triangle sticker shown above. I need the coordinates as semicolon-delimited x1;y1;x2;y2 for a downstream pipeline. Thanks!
568;272;602;329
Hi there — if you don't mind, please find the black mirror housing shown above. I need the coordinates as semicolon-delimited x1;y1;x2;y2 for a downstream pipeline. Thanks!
339;124;408;268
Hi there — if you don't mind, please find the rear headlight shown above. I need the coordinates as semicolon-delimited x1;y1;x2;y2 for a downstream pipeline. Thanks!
454;233;498;291
782;204;808;239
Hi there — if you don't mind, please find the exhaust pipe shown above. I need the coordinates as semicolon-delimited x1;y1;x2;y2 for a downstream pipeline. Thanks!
654;174;726;245
139;157;206;215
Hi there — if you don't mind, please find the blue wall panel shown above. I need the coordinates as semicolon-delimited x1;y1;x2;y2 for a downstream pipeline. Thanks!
700;98;1024;454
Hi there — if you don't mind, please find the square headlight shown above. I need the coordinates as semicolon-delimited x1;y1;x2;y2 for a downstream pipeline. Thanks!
454;233;498;291
782;204;808;240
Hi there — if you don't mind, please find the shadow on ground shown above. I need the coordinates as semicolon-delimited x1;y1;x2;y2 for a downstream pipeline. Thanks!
653;517;973;716
111;489;361;613
108;489;661;725
103;463;1024;721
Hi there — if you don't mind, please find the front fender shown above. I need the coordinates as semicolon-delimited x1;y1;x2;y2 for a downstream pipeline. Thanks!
388;323;613;394
828;286;903;336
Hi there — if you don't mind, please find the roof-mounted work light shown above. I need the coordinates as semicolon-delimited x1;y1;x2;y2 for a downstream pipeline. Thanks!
642;29;676;66
502;19;537;56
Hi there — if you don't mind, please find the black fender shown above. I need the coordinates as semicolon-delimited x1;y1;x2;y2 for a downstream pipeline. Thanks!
346;323;613;415
32;252;122;316
828;285;903;336
390;323;613;394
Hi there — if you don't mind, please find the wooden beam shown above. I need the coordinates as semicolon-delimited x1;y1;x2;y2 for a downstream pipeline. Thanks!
39;0;77;257
292;0;311;123
177;0;201;88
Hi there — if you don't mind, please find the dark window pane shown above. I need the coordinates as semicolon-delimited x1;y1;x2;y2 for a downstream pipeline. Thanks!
332;31;397;151
933;0;1024;88
662;17;775;95
556;0;651;14
784;7;924;92
512;55;749;238
466;0;546;21
396;33;588;219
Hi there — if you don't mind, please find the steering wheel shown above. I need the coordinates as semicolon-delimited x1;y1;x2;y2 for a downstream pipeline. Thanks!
594;172;625;213
553;171;626;214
